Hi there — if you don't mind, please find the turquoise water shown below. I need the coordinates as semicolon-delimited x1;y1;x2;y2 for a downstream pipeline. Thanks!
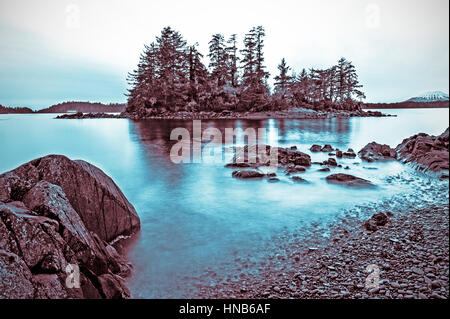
0;108;448;297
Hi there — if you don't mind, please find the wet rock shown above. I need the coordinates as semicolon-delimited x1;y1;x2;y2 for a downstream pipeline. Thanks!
310;145;322;152
325;173;374;187
291;176;308;183
268;177;280;182
225;162;251;168
286;165;306;175
358;142;397;162
326;158;337;167
342;149;357;158
232;170;265;179
336;151;343;158
321;144;334;152
318;167;331;172
395;128;449;173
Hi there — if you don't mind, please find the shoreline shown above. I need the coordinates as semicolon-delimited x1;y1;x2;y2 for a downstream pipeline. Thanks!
55;108;392;120
197;202;449;299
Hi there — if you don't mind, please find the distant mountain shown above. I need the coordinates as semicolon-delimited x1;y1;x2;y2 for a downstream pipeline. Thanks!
407;91;449;102
0;104;33;114
37;101;126;113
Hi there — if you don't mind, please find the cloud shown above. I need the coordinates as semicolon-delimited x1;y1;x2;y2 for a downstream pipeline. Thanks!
0;0;448;108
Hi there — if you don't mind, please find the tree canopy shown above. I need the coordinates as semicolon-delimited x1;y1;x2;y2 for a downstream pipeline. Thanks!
126;26;365;116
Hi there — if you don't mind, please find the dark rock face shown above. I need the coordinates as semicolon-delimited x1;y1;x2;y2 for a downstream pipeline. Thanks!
0;155;140;299
0;155;140;242
358;142;397;162
325;173;374;187
395;128;449;173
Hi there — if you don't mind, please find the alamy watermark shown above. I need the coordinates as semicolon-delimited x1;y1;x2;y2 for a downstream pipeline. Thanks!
169;120;279;168
65;263;80;289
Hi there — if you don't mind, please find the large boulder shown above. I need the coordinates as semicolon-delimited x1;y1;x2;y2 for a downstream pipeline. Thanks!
395;128;449;173
358;142;397;162
0;155;139;299
325;173;374;187
0;155;140;242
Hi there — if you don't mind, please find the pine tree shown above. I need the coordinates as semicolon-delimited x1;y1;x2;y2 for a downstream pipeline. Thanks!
226;34;239;87
274;58;292;95
208;33;228;87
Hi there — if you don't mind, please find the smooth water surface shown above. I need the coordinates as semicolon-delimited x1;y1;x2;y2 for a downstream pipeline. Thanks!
0;108;448;297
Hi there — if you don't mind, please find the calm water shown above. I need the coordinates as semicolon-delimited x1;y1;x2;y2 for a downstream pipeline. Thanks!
0;108;448;298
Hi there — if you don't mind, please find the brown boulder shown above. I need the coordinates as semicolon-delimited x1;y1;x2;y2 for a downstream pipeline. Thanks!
395;128;449;173
325;173;374;187
358;142;397;162
0;155;140;242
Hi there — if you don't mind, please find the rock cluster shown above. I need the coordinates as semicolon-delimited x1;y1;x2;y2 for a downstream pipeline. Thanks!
358;142;397;162
56;112;124;119
395;128;449;174
0;155;140;299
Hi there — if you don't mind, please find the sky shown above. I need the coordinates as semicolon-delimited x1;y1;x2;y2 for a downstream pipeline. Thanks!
0;0;448;109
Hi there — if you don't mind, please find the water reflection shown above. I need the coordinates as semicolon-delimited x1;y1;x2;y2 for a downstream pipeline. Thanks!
0;109;448;298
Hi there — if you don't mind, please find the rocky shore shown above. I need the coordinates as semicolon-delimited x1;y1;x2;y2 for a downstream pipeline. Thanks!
209;128;449;299
55;108;390;120
56;112;124;119
0;155;140;299
198;204;449;299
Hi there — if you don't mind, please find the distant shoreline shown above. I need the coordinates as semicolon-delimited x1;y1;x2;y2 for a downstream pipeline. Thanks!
363;100;449;109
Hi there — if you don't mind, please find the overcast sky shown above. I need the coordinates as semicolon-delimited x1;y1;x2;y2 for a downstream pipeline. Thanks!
0;0;448;109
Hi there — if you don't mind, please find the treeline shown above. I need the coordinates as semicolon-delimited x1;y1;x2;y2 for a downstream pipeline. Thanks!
36;101;126;113
126;26;366;116
0;102;126;114
0;105;33;114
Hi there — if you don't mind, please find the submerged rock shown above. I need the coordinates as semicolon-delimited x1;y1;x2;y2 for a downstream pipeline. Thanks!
232;170;265;179
395;128;449;173
0;155;140;299
325;173;374;187
291;176;308;183
358;142;397;162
